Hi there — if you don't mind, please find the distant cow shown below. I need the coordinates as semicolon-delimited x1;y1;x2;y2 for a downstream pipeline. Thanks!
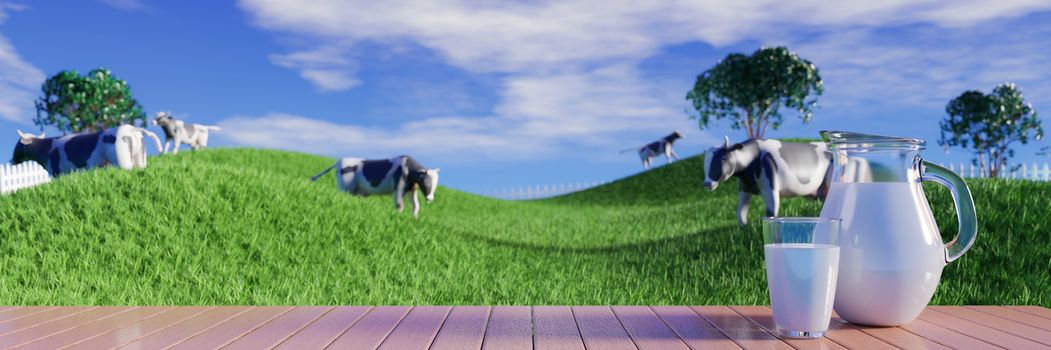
152;111;221;155
621;131;683;169
12;125;162;176
703;136;832;226
311;155;440;217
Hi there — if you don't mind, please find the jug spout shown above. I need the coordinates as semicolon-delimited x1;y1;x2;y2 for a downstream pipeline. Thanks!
821;130;926;184
821;130;925;151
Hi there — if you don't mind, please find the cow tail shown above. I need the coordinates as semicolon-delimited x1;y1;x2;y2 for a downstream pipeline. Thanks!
138;128;163;153
310;161;339;182
618;147;637;154
204;125;221;132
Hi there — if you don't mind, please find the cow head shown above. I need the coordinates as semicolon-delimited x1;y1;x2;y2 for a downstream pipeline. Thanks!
12;130;46;165
703;135;738;191
152;111;174;126
416;168;440;202
668;130;684;142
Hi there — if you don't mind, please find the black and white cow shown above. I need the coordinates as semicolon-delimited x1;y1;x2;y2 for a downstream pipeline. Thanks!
311;155;440;217
621;131;683;169
12;125;162;176
703;136;832;226
152;111;221;155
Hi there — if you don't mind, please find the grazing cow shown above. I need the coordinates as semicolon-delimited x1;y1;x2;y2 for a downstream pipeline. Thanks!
310;155;440;217
621;131;683;169
703;136;832;226
12;125;162;176
152;111;221;155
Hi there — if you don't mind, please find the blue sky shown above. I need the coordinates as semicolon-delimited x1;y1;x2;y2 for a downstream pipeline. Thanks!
1;1;1050;193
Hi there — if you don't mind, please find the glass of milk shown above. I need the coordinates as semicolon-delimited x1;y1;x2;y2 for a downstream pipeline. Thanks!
762;217;841;339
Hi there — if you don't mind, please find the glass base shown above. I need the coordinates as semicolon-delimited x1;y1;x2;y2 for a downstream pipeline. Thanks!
777;328;825;339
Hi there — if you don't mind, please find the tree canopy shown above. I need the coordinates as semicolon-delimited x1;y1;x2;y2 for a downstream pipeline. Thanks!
940;82;1043;177
686;46;823;140
34;68;146;134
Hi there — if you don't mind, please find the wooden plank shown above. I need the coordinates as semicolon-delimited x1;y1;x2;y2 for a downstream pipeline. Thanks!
481;306;532;350
1011;306;1051;320
376;306;452;350
573;306;636;350
223;306;332;350
786;310;896;350
12;307;170;350
651;306;740;350
114;306;252;349
534;306;585;350
0;307;92;336
935;306;1051;346
830;315;949;350
612;306;689;350
65;307;212;349
170;306;293;349
729;306;846;350
0;308;56;325
0;306;132;347
690;306;792;350
275;306;372;349
896;316;999;349
324;306;410;349
969;306;1051;331
919;307;1048;348
429;306;491;350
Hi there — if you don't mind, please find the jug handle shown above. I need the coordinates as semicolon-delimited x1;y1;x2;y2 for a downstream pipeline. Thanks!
920;160;978;263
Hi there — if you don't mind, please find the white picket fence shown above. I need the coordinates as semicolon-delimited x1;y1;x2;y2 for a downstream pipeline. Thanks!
943;162;1051;180
482;180;612;200
0;162;51;194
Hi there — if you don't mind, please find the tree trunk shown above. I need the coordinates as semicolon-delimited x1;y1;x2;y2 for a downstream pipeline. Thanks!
745;107;755;139
977;152;986;177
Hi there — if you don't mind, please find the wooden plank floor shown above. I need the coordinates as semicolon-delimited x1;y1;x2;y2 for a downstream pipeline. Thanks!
0;306;1047;349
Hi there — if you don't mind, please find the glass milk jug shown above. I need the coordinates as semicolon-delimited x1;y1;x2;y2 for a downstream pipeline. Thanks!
819;131;977;326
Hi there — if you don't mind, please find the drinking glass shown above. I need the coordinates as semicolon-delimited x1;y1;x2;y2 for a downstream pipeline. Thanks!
762;217;841;338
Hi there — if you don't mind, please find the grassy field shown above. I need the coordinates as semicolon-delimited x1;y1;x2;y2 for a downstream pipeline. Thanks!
0;148;1047;306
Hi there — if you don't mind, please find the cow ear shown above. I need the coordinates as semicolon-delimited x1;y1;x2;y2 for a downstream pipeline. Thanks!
723;135;731;148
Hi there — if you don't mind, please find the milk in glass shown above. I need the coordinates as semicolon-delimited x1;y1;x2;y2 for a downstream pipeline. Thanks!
764;243;841;333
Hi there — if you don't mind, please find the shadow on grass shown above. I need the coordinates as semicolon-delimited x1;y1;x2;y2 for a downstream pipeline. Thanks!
455;225;747;254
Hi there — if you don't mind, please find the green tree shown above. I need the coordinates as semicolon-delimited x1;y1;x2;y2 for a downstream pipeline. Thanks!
34;68;146;133
686;46;823;140
940;83;1043;177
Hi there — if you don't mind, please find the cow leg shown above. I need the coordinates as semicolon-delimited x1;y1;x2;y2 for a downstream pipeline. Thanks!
670;148;681;161
737;191;751;226
171;136;181;155
162;140;171;154
760;176;780;218
394;178;407;212
411;190;421;217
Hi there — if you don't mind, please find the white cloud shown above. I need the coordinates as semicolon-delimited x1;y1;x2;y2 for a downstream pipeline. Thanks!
234;0;1051;159
269;47;359;91
0;3;46;123
96;0;151;12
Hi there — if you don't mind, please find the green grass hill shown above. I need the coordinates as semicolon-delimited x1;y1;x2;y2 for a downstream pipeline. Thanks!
0;148;1047;306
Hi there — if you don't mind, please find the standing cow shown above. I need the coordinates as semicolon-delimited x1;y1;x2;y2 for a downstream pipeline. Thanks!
310;155;440;217
703;136;832;226
152;111;221;155
621;131;683;169
12;125;162;176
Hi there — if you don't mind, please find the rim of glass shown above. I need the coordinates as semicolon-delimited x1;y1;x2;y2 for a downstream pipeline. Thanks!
762;217;842;224
820;130;925;151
